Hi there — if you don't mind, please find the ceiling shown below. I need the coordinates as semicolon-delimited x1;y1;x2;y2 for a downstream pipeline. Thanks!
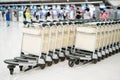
0;0;110;6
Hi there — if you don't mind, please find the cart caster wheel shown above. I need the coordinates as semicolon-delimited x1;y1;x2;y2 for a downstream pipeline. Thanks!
46;61;52;66
101;56;104;60
112;51;115;55
109;52;112;56
21;52;24;57
10;69;14;75
40;64;46;69
68;60;74;67
21;52;24;54
75;59;80;65
103;55;106;59
60;57;65;61
53;59;59;64
98;57;101;61
116;50;119;53
92;59;97;64
66;56;70;60
105;55;108;58
19;66;23;71
106;54;109;58
7;65;16;75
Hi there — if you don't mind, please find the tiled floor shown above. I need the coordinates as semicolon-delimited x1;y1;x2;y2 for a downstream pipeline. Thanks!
0;21;120;80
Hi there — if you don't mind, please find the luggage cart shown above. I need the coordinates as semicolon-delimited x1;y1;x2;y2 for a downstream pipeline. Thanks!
114;21;119;53
102;22;110;58
54;21;66;61
4;23;47;75
42;22;53;66
118;21;120;51
17;23;47;69
66;20;80;54
63;20;79;58
94;22;103;61
68;22;99;67
66;20;78;57
66;21;82;64
104;21;111;57
47;22;60;64
107;21;113;56
63;21;74;57
98;22;106;59
59;21;68;61
111;21;116;55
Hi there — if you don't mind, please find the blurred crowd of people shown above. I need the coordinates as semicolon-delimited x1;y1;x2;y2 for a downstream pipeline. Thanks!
23;6;97;23
0;5;109;27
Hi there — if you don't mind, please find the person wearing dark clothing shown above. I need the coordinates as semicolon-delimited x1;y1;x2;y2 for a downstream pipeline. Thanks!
6;9;11;27
2;11;5;21
76;7;82;19
23;8;27;21
63;10;67;20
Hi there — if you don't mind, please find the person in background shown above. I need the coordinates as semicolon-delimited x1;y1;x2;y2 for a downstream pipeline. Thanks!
23;8;27;21
36;10;39;20
2;11;5;21
6;9;11;27
39;9;44;21
25;7;32;27
92;11;96;19
100;10;107;20
83;8;91;20
69;5;75;20
76;7;82;19
46;8;52;21
63;8;67;20
59;8;64;20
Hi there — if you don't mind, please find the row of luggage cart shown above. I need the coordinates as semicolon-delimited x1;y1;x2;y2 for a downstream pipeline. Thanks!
4;19;120;75
68;20;120;67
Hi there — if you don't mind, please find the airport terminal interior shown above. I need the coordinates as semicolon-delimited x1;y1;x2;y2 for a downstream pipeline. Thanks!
0;0;120;80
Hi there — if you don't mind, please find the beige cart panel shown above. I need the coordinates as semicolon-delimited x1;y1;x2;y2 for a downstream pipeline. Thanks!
56;26;62;49
49;26;56;50
22;34;42;55
68;24;75;46
62;25;68;48
42;27;50;53
75;32;96;51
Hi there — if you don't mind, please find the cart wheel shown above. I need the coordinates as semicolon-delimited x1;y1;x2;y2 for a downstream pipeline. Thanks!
75;59;80;65
109;52;112;56
116;50;119;53
60;57;65;61
101;55;105;60
68;60;74;67
106;54;109;58
7;65;16;75
46;61;52;66
21;52;24;55
105;55;108;58
40;64;46;69
19;66;23;71
92;59;97;64
97;57;101;62
112;51;115;55
53;59;59;64
66;56;70;60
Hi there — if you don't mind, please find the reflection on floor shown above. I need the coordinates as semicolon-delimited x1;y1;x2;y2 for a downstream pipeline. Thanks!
0;21;120;80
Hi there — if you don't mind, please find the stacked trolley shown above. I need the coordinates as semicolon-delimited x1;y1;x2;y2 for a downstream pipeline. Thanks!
3;20;120;74
67;20;120;67
3;20;75;74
